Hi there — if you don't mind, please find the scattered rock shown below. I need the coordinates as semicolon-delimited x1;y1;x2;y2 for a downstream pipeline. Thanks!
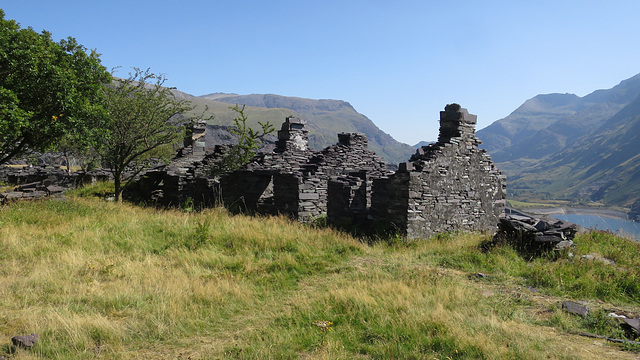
492;211;577;256
11;333;40;349
562;301;589;317
622;318;640;337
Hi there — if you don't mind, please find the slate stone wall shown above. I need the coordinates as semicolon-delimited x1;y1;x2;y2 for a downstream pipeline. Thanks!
371;104;506;239
220;116;390;222
327;174;369;225
130;104;505;239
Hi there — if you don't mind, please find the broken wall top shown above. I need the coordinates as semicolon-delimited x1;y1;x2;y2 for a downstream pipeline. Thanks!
438;103;478;143
401;104;495;173
243;117;388;178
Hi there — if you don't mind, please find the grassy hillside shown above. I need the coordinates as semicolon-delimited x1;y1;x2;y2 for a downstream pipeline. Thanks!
171;90;415;164
198;93;415;164
173;91;301;129
1;191;639;359
507;95;640;208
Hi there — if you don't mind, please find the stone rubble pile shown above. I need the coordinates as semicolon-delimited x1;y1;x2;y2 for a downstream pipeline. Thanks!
0;167;111;204
494;211;578;254
0;181;65;203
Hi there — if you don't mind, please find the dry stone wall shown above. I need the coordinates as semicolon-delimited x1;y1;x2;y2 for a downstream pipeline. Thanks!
0;166;111;204
220;117;391;221
131;104;506;239
371;104;506;239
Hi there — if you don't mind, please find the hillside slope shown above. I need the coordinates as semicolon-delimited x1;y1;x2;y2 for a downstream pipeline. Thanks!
475;73;640;209
2;196;639;358
199;93;415;164
478;73;640;164
509;94;640;207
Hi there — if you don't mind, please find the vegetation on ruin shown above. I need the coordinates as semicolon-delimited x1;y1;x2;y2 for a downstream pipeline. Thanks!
91;68;210;202
210;104;275;175
0;186;639;359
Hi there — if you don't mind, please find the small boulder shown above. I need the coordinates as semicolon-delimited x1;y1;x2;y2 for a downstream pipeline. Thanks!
562;301;589;317
11;333;40;349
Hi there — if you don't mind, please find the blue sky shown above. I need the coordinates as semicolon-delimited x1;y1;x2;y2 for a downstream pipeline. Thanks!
2;1;639;145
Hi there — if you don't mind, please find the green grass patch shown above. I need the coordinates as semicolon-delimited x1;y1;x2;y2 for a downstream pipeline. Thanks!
69;181;115;198
0;197;638;359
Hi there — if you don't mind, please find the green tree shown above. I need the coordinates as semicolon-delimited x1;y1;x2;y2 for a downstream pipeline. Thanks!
0;10;110;165
57;131;100;174
94;68;204;201
213;104;274;173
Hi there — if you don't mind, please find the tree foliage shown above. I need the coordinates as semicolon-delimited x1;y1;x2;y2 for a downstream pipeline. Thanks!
214;104;274;173
0;10;110;165
93;68;204;201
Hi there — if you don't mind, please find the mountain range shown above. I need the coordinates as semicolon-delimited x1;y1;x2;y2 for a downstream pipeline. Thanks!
171;90;415;164
476;73;640;209
172;72;640;211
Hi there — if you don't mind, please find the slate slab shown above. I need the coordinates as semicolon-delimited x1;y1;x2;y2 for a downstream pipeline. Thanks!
562;301;589;317
623;318;640;336
12;333;40;349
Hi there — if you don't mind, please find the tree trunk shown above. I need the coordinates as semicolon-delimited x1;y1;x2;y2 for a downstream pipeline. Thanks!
114;171;123;202
63;150;71;175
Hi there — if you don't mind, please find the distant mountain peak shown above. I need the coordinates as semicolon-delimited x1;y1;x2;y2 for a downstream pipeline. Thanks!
476;71;640;209
515;93;581;114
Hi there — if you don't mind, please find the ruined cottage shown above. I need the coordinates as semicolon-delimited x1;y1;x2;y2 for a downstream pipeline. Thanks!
370;104;506;239
132;104;506;239
220;116;391;220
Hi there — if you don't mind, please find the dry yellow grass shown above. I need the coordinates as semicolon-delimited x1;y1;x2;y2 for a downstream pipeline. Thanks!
0;196;638;359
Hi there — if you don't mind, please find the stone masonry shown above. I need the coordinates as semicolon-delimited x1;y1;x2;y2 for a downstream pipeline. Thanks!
1;104;505;239
131;104;506;239
220;116;391;221
370;104;506;239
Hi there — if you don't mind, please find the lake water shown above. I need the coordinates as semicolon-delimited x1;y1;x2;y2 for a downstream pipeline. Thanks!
551;214;640;241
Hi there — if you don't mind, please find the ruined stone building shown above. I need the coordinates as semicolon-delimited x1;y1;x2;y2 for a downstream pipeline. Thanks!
220;117;391;220
370;104;506;239
132;104;506;239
